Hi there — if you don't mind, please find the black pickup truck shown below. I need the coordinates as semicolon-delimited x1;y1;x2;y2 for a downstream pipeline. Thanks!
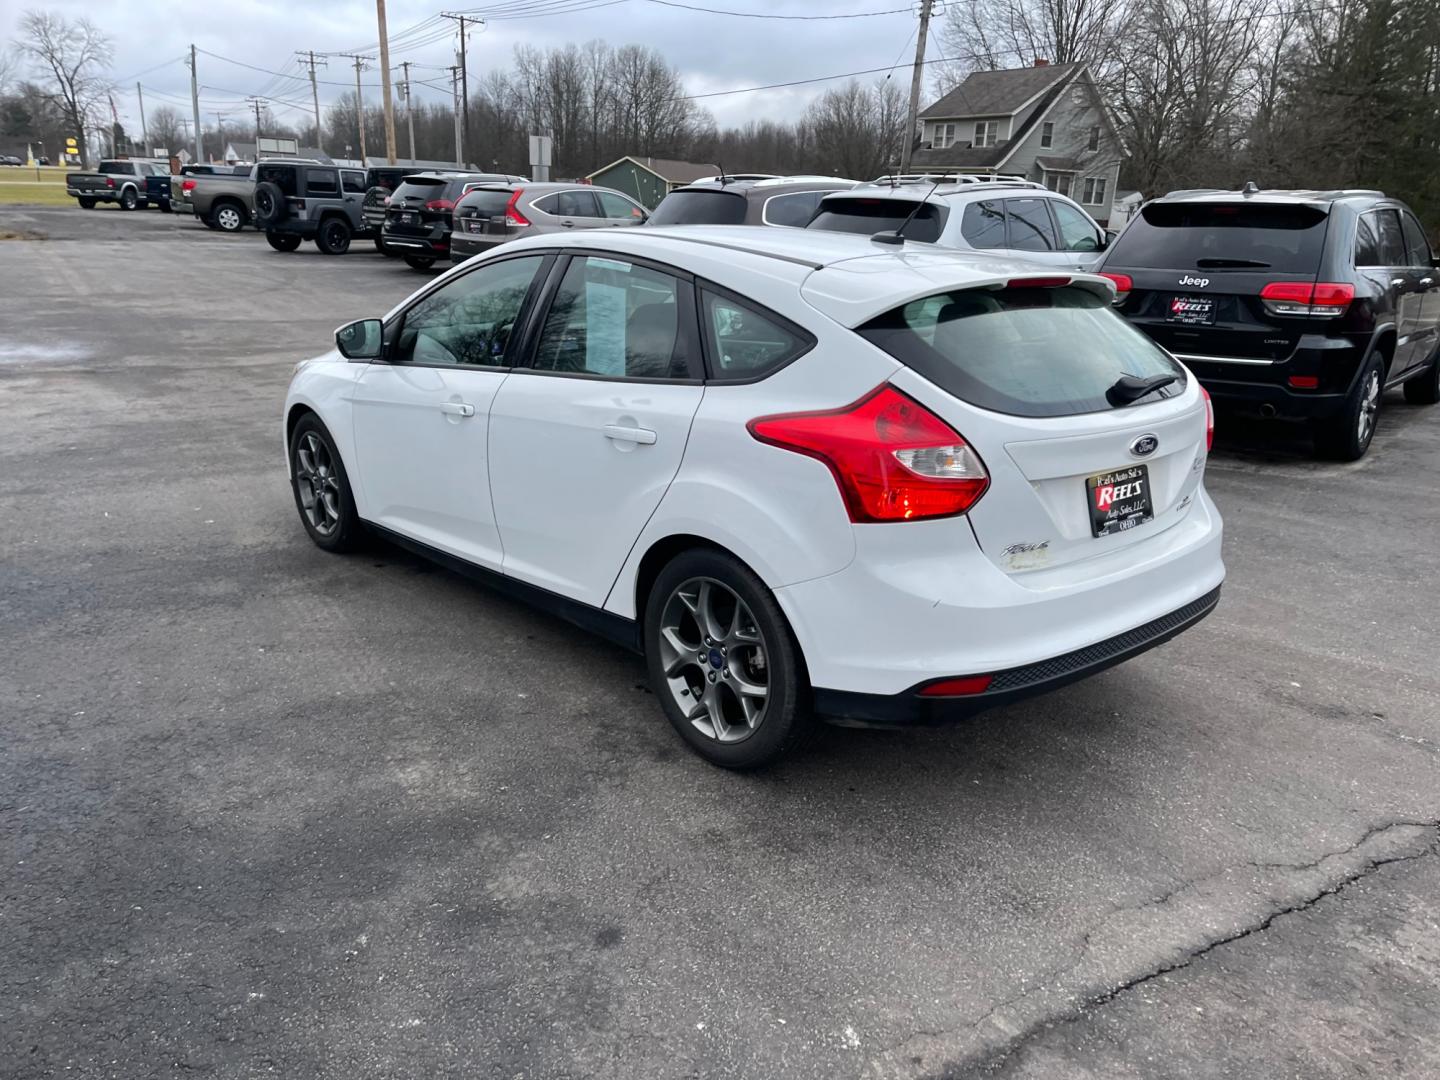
66;160;173;211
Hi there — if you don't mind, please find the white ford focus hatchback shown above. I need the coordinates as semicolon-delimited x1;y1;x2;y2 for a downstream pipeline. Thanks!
285;227;1224;768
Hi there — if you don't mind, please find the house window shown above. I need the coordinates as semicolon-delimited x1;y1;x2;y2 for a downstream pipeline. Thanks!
974;120;998;148
932;122;957;149
1044;171;1073;197
1040;122;1054;149
1087;126;1100;152
1082;177;1108;205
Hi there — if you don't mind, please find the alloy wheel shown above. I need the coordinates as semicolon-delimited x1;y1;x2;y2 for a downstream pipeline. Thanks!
217;206;241;231
657;577;770;743
1358;368;1380;445
294;432;342;536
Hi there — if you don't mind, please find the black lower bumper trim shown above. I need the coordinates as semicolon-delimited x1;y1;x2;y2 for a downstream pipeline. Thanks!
813;585;1222;727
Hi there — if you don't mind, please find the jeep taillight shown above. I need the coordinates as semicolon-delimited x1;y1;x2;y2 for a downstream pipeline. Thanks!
1259;281;1354;318
505;189;529;227
748;385;989;522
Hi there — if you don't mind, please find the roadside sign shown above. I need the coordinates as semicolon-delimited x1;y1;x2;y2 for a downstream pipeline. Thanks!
529;134;553;182
258;136;298;156
152;147;168;157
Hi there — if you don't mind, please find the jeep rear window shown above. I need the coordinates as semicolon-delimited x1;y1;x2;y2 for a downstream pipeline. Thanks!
1106;202;1329;273
807;198;946;243
858;285;1184;418
649;189;747;226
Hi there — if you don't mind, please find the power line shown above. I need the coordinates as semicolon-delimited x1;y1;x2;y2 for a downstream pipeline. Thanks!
643;0;910;18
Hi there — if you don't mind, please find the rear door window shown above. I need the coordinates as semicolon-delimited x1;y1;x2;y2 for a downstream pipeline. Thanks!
1373;209;1406;265
648;189;748;226
960;200;1006;249
306;168;340;196
1105;201;1329;272
807;197;946;242
1354;213;1383;266
858;285;1184;418
341;171;366;194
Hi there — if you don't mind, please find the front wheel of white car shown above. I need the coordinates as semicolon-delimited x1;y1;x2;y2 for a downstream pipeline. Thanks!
644;549;813;769
289;414;363;552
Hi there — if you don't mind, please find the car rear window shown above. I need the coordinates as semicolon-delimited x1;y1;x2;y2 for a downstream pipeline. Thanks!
858;285;1184;418
393;177;449;201
1106;201;1329;273
98;162;133;175
459;189;514;217
649;189;748;226
807;197;946;243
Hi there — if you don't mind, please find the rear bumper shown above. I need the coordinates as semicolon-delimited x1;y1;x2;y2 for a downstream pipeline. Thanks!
450;232;510;259
815;585;1221;726
1158;335;1369;419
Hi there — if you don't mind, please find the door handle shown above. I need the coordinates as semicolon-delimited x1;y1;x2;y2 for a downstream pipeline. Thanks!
603;424;656;445
440;401;475;417
560;220;576;228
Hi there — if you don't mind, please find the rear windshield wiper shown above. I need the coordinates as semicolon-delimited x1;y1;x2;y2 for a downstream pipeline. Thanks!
1108;372;1180;406
1195;257;1270;268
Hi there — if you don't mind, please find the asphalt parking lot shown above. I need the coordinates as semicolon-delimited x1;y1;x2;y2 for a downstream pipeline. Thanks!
3;205;1438;1079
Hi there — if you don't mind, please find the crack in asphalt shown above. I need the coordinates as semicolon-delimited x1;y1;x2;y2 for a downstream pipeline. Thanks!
878;818;1440;1080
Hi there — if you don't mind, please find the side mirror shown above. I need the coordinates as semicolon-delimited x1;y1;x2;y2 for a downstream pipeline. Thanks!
335;318;384;360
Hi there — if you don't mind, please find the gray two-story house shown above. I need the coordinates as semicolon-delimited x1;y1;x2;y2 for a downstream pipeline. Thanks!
911;61;1124;226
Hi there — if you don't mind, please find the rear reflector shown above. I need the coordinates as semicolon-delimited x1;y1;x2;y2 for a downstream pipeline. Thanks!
1260;281;1354;318
1287;375;1319;389
748;385;989;522
917;675;994;697
1201;386;1214;450
1099;272;1132;304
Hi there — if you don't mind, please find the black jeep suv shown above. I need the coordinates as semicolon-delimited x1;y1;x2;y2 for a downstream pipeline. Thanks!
1099;186;1440;459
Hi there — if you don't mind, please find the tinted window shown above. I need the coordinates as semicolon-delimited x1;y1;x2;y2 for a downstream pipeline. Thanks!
597;190;646;220
1006;198;1059;251
1401;212;1432;266
306;168;339;196
533;256;693;380
548;190;601;218
98;162;135;175
396;256;544;367
1105;202;1329;273
807;197;946;243
649;189;747;226
702;290;812;380
1373;209;1406;264
961;200;1007;249
1354;213;1382;266
859;285;1184;418
762;190;826;228
1053;200;1101;251
342;171;366;193
392;177;448;202
459;189;514;217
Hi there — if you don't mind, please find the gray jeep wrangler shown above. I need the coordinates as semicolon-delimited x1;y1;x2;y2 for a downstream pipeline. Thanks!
253;161;373;255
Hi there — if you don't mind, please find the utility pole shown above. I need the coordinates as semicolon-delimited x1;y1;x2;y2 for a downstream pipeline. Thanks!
441;14;481;156
376;0;398;164
337;54;374;164
449;65;463;168
900;0;933;175
246;97;264;146
188;44;203;163
400;61;417;164
296;50;329;154
215;113;227;159
136;83;148;154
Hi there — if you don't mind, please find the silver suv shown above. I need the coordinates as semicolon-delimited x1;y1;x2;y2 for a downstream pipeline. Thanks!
807;178;1111;271
450;182;648;261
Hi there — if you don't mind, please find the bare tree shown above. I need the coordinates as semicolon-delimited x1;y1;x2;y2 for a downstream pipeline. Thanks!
17;11;113;166
933;0;1130;93
804;80;906;180
145;105;185;156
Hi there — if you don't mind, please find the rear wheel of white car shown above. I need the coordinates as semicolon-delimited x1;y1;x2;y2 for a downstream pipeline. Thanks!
644;549;812;769
289;414;362;552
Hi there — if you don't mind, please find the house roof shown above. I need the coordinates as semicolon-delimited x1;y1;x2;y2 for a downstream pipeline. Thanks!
589;156;721;184
1035;155;1081;172
224;141;333;164
363;155;463;169
909;145;1007;169
920;63;1079;120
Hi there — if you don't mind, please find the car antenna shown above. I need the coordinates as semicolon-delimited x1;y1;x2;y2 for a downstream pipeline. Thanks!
871;179;941;246
717;161;730;187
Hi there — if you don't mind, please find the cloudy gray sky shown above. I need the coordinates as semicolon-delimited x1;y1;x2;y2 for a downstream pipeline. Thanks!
4;0;931;137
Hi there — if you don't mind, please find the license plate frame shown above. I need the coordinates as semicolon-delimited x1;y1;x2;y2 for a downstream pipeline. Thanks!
1086;464;1154;538
1167;294;1216;325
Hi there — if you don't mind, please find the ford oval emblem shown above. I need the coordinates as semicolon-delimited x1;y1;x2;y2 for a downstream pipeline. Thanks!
1130;433;1160;457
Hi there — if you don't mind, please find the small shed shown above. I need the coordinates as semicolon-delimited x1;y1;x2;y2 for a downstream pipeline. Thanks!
586;156;720;209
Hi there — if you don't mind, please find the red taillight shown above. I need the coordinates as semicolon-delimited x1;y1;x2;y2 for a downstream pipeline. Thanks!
1259;281;1354;317
424;198;455;212
106;177;115;189
918;674;994;697
1099;272;1132;304
1006;276;1071;288
181;178;196;193
1201;386;1214;451
1288;375;1319;389
748;385;989;522
505;188;529;226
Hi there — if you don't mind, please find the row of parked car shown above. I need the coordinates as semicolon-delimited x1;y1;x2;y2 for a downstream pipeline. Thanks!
69;155;1440;461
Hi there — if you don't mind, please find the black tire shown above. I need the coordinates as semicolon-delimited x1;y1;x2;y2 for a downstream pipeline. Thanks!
266;231;302;252
288;414;363;553
403;254;436;271
373;236;392;256
643;548;813;769
253;181;287;226
1402;346;1440;405
315;217;352;255
77;197;96;209
211;202;246;233
119;188;139;211
1313;348;1384;461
